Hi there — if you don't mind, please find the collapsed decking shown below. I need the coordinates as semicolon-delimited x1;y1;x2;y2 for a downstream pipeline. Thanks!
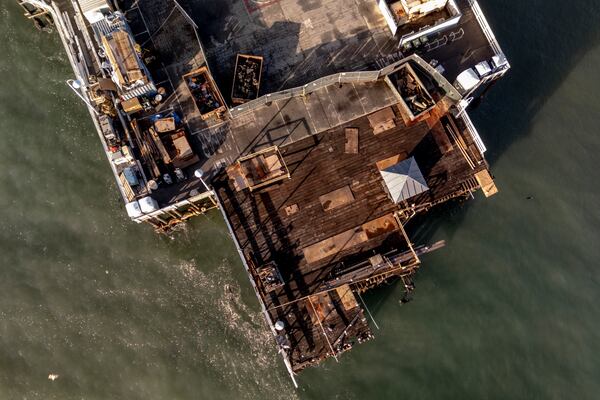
214;60;490;371
20;0;509;384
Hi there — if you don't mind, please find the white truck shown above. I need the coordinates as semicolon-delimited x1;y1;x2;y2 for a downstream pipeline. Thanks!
454;56;506;95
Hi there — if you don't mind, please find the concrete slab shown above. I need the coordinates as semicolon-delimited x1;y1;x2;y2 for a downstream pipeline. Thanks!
302;94;330;133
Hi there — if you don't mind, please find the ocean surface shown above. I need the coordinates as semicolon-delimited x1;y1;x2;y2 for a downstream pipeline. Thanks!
1;1;600;399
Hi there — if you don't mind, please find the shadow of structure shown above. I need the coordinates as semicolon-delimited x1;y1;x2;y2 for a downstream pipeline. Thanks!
119;0;404;183
119;0;600;310
370;0;600;311
118;0;229;171
476;1;600;167
179;0;398;97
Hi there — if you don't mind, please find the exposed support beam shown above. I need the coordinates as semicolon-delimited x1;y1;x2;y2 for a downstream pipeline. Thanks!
307;296;339;363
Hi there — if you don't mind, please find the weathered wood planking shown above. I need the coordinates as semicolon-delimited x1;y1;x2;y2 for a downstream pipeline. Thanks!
214;106;490;370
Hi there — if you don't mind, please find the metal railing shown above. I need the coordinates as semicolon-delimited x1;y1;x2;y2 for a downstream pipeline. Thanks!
230;70;381;117
231;53;463;118
459;109;487;154
468;0;506;61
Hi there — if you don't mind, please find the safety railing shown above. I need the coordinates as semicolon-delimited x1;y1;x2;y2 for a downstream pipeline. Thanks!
231;53;463;118
468;0;506;61
230;70;381;117
459;109;487;154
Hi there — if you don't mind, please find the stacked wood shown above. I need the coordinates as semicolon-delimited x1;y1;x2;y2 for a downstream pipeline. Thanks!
131;120;160;179
148;127;171;164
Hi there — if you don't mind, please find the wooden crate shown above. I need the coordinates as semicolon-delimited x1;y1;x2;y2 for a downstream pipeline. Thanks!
182;67;227;120
231;54;263;104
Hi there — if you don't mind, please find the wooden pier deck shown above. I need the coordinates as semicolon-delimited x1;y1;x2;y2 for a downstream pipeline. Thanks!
215;101;489;370
17;0;505;377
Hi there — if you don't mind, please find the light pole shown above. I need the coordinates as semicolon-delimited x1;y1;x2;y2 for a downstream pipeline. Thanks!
66;79;100;116
194;169;212;193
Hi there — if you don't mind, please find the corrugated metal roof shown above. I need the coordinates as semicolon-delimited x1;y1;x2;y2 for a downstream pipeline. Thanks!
77;0;109;13
91;18;123;37
380;157;429;203
122;82;157;101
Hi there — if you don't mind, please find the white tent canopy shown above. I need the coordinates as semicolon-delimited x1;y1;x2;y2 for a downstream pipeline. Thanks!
380;157;429;203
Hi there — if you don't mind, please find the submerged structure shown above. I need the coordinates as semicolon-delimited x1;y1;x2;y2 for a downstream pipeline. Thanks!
19;0;508;385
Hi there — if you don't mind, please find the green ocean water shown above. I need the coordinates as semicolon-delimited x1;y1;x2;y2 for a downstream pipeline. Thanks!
1;1;600;399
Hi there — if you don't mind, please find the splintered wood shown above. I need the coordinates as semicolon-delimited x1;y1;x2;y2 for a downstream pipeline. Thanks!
319;186;354;211
308;292;336;325
362;214;399;239
335;285;359;310
121;97;142;114
119;173;136;202
368;107;396;134
228;147;289;191
149;128;171;164
113;31;138;71
344;128;359;154
154;117;175;133
303;227;367;264
376;153;407;171
430;122;453;155
302;213;399;264
285;203;299;216
109;31;145;85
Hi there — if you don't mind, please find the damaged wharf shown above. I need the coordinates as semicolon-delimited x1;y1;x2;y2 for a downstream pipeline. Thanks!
19;0;509;385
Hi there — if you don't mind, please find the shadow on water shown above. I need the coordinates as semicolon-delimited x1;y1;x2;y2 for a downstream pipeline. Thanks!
124;1;600;393
299;1;600;394
406;0;600;243
476;1;600;166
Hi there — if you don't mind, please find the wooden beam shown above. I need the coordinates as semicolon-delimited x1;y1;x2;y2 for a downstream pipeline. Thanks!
307;296;339;362
26;10;49;19
475;170;499;197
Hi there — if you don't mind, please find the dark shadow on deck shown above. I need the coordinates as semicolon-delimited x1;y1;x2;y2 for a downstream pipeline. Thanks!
178;0;397;98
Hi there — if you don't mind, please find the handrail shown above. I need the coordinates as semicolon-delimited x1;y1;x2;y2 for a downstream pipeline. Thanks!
458;109;487;154
230;70;380;117
231;53;463;118
468;0;504;59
